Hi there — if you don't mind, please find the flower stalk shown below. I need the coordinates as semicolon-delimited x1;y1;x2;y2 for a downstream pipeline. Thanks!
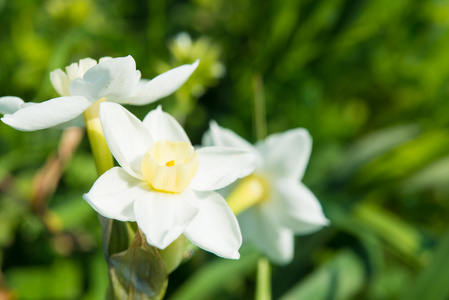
252;73;267;142
256;256;271;300
225;177;272;300
82;98;113;175
252;73;272;300
82;100;142;298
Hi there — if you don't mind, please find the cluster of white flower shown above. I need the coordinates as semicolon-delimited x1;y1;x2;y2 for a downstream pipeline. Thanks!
0;55;328;264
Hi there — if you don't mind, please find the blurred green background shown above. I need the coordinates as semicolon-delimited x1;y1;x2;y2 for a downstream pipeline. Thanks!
1;0;449;299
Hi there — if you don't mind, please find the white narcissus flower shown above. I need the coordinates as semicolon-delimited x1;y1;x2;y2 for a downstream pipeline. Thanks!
203;121;329;265
83;103;257;259
0;56;199;131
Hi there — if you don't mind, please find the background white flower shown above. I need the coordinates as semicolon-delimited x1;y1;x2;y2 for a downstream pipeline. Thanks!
0;56;199;131
84;103;257;259
203;121;329;265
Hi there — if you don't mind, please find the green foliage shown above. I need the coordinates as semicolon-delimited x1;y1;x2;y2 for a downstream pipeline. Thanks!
280;249;364;300
1;0;449;299
6;259;82;299
169;248;260;300
398;229;449;300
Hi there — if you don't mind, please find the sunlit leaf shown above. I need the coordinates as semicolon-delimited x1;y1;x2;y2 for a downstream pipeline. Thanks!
337;124;421;181
354;130;449;187
353;202;422;264
402;155;449;193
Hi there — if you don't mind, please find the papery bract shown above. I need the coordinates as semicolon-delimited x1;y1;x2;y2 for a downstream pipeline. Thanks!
84;103;257;259
203;121;329;265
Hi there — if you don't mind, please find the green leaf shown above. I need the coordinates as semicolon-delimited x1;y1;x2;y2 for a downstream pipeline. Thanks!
337;124;421;181
279;249;364;300
353;202;422;263
398;229;449;300
402;155;449;193
355;130;449;187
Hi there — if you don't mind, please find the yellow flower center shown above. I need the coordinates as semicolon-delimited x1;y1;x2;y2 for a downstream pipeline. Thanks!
141;140;199;193
226;175;270;216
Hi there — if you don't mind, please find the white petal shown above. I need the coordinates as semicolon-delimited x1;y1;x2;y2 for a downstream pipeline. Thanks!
257;128;312;180
1;96;91;131
77;57;98;76
270;179;329;234
100;102;153;179
50;69;71;96
239;207;294;265
63;58;97;83
0;96;25;114
189;146;257;191
134;189;198;249
65;62;82;80
55;114;85;129
124;60;199;105
99;57;113;63
69;56;141;102
65;58;97;81
202;120;255;152
142;105;190;143
184;190;242;259
83;167;149;221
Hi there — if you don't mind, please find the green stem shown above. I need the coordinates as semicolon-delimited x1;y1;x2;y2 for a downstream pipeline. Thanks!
225;176;272;300
255;257;271;300
225;176;273;300
82;98;113;175
252;73;271;300
82;99;122;297
252;73;267;142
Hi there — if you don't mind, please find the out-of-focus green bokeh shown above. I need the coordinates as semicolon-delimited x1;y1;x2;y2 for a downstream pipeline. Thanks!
1;0;449;299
